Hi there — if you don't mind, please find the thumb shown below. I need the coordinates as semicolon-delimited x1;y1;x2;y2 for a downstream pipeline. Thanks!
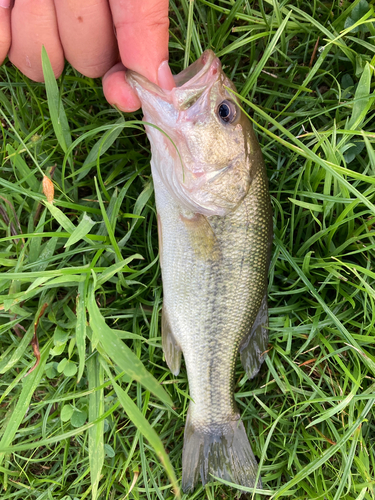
109;0;175;90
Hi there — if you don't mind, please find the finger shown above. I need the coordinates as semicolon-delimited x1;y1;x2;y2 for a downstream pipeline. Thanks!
106;0;174;112
102;63;141;112
54;0;119;78
0;0;11;65
109;0;175;89
8;0;64;81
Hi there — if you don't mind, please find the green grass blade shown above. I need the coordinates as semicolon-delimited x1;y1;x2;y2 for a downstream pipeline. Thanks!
332;425;361;500
6;144;39;192
105;369;180;498
64;213;96;248
78;117;125;182
275;236;375;377
184;0;196;69
241;10;291;96
45;201;76;233
272;397;374;499
348;62;374;129
236;93;375;217
95;255;143;288
118;180;153;247
75;280;87;383
87;284;173;408
0;402;120;454
87;353;105;500
306;389;358;428
0;338;52;467
93;177;123;261
0;325;34;374
41;46;72;154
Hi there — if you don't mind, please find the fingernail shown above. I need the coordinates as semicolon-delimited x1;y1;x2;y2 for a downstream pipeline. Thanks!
158;60;175;90
0;0;11;7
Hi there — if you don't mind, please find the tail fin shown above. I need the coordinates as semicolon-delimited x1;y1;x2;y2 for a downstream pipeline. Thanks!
182;407;262;492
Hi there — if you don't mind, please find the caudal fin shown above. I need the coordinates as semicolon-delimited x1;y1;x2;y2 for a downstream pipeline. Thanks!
182;408;262;492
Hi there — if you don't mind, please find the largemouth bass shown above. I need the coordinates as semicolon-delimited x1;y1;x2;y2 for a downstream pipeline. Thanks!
127;50;273;492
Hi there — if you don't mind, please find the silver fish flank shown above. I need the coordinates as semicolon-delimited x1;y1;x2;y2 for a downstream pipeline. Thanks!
127;50;273;492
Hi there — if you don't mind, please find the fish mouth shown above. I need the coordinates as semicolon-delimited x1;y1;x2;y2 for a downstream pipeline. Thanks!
126;50;220;110
173;50;217;87
126;70;166;100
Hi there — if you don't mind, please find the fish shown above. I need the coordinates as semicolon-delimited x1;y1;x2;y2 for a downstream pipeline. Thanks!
127;50;273;492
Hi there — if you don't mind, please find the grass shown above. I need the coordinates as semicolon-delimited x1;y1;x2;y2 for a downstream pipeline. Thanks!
1;0;375;498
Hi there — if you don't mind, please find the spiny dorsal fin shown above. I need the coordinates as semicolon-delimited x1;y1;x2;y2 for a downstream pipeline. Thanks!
162;307;181;376
240;293;268;379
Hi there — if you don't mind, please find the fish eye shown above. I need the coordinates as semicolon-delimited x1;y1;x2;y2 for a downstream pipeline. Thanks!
217;99;237;124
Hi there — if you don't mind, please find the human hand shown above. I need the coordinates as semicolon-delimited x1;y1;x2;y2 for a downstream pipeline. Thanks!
0;0;175;112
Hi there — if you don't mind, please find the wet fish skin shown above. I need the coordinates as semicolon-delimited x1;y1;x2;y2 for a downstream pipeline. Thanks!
127;50;272;492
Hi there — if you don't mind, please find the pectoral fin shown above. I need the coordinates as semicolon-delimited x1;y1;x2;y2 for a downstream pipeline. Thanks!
180;213;220;260
162;307;181;376
240;294;268;379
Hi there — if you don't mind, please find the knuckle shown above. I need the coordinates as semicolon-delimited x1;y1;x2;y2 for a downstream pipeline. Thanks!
141;7;169;30
116;3;169;32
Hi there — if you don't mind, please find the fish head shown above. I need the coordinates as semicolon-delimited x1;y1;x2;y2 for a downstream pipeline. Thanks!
127;50;262;216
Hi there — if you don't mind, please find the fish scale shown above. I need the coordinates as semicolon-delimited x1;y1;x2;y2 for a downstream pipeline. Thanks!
127;49;273;492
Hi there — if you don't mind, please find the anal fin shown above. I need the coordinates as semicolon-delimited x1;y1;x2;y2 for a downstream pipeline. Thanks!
240;293;268;379
162;307;181;376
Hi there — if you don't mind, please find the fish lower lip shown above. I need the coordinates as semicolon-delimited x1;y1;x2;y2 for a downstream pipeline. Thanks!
126;70;167;98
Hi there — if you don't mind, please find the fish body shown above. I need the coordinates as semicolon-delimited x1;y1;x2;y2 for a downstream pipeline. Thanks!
127;51;272;492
